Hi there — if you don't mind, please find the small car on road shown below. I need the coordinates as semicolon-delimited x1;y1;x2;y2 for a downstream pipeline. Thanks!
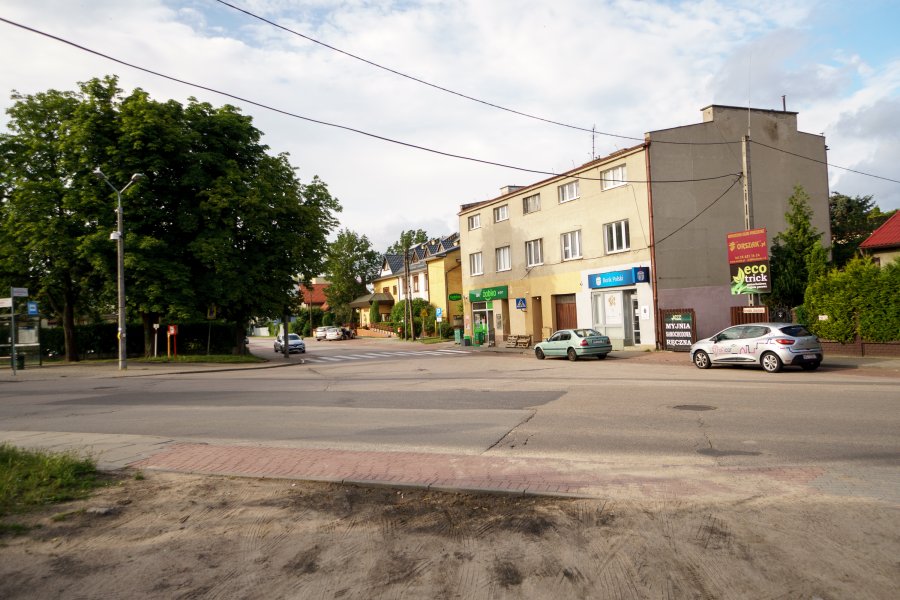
690;322;822;373
534;328;612;361
274;333;306;354
314;326;328;341
325;326;343;341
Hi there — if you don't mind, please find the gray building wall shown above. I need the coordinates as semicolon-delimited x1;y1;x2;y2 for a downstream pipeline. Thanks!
647;105;830;337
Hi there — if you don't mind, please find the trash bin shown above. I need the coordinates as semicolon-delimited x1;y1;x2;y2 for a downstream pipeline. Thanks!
475;331;485;346
13;354;25;370
463;336;471;347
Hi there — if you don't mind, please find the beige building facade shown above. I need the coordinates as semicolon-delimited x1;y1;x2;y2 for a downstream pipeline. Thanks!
459;105;831;347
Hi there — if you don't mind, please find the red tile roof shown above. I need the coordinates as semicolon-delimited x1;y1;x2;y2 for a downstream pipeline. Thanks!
860;212;900;250
299;283;329;305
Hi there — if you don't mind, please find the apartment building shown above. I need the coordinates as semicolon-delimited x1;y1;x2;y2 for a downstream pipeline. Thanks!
458;105;830;348
364;234;462;326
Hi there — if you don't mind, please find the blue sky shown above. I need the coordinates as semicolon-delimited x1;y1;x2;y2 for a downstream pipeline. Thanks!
2;0;898;249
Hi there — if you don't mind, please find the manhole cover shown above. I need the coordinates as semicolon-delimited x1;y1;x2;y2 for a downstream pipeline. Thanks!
673;404;716;411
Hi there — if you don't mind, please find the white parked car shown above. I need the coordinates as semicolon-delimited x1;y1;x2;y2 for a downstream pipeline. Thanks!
325;326;343;341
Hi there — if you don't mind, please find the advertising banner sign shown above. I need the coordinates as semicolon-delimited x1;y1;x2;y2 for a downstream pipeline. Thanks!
727;228;768;264
663;312;694;351
588;266;650;289
730;260;772;294
469;286;508;302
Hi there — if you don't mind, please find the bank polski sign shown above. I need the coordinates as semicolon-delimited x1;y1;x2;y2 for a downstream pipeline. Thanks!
589;267;650;289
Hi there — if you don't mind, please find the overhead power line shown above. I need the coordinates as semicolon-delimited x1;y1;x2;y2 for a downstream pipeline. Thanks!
0;17;738;185
751;140;900;185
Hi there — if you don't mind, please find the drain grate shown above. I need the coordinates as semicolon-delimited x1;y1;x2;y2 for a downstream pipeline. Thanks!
673;404;716;411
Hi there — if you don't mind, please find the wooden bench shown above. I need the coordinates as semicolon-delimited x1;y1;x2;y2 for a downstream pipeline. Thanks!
505;335;533;348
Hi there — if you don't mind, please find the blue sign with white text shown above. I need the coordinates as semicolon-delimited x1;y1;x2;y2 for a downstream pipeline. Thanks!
588;267;650;289
27;301;38;316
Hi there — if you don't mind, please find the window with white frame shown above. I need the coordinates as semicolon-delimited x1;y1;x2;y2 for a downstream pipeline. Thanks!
601;164;627;191
525;238;543;267
493;205;509;223
495;246;511;272
413;277;419;292
523;193;541;214
561;230;582;261
467;214;481;230
604;220;630;253
469;251;483;275
558;180;579;203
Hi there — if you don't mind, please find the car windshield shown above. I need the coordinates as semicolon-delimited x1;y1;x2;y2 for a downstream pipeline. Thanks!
288;334;301;341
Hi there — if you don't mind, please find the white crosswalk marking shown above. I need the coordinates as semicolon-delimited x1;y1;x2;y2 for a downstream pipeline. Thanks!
304;349;470;364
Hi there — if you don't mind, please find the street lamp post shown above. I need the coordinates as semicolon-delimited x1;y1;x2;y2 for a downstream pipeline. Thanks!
93;168;144;370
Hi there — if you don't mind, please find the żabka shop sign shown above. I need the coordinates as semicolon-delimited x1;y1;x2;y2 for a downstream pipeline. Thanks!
469;286;509;302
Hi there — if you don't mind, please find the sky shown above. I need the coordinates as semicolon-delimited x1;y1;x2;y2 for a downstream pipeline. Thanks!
1;0;898;251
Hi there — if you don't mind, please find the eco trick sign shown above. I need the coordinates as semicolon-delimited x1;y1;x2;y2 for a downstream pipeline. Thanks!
730;260;771;294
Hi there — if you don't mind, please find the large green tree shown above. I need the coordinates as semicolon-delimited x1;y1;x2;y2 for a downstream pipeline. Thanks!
763;186;828;310
829;192;895;267
0;84;111;361
324;229;381;324
0;76;340;359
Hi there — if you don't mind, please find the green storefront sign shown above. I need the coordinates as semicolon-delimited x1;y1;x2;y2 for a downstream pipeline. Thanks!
448;293;462;301
469;286;509;302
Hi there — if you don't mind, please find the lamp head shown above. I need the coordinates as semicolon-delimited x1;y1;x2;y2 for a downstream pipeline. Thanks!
130;173;145;183
92;167;105;179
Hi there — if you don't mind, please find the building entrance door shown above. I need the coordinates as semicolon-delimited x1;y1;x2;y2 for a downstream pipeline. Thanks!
471;301;493;346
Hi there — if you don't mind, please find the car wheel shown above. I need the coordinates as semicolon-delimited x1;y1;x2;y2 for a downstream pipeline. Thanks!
535;348;545;360
761;352;783;373
596;353;607;360
567;348;578;361
693;350;711;369
800;361;820;371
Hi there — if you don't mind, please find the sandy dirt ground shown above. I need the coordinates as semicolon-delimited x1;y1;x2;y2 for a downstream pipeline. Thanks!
1;471;897;599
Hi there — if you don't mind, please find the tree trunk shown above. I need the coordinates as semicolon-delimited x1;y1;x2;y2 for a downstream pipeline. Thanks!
63;299;78;362
141;311;158;357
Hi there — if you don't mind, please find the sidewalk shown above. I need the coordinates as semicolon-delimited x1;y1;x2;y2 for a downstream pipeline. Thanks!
4;430;895;504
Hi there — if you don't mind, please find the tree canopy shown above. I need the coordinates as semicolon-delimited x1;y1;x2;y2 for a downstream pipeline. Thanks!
829;192;895;267
763;186;828;310
386;229;428;255
323;229;381;324
0;75;340;359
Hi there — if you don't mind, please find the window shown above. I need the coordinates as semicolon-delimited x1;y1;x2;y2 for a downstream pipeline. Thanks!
523;193;541;214
467;214;481;230
424;276;429;292
382;287;388;294
525;238;543;267
558;181;579;203
392;285;397;295
493;205;509;222
469;252;483;276
495;246;511;272
413;277;419;292
601;165;626;191
561;230;582;260
604;220;630;253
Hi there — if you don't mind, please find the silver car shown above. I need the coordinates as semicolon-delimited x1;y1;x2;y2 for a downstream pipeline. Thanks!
274;333;306;354
534;328;613;361
690;322;822;373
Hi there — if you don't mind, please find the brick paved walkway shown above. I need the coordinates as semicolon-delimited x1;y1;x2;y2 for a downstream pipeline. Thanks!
130;442;865;502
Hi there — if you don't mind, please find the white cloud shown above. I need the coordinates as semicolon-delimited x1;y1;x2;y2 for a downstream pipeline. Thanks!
1;0;897;251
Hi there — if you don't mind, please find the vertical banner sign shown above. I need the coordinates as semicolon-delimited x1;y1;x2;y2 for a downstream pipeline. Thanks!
664;312;694;351
727;228;770;294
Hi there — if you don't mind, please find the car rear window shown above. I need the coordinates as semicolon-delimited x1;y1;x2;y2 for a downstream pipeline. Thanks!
779;325;812;337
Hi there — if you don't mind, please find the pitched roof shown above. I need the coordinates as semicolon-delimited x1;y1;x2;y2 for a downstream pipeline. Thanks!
299;282;329;305
860;212;900;250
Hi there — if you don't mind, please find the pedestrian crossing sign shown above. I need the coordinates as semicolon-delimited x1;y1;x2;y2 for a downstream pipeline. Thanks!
515;297;527;310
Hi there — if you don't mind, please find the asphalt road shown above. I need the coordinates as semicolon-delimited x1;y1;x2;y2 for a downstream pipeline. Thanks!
1;339;897;470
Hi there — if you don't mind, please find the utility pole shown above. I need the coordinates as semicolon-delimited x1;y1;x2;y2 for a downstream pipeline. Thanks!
741;133;756;307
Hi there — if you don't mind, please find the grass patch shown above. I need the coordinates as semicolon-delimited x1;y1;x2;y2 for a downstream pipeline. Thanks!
0;444;101;524
418;337;453;345
138;354;264;364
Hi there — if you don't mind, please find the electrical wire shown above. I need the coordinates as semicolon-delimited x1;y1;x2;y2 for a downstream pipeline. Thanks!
653;175;744;246
0;17;742;185
750;140;900;184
